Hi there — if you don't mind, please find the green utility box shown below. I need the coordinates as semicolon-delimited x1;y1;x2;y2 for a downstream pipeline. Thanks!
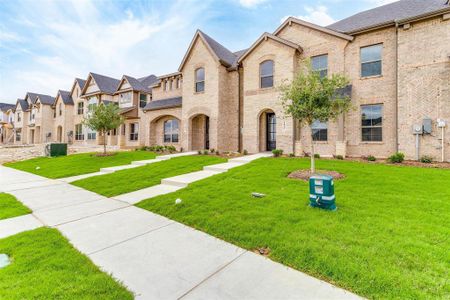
309;174;336;211
46;143;67;157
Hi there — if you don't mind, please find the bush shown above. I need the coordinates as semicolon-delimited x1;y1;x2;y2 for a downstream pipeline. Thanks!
210;148;215;153
388;152;405;163
420;155;433;163
367;155;376;162
289;153;295;157
243;149;248;155
203;150;209;155
197;150;202;155
314;153;320;159
165;145;176;152
215;150;220;155
272;149;283;157
335;155;344;160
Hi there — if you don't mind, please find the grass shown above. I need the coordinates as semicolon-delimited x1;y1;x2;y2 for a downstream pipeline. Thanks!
72;155;226;197
137;157;450;299
4;151;156;179
0;227;133;299
0;193;31;220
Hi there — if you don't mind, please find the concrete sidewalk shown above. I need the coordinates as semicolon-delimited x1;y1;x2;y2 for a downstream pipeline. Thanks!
0;163;361;300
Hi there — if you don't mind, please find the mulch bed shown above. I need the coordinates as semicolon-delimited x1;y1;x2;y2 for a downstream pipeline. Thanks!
288;169;345;181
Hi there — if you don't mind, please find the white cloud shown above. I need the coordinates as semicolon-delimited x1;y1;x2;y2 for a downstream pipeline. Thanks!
239;0;267;8
365;0;397;5
281;5;335;26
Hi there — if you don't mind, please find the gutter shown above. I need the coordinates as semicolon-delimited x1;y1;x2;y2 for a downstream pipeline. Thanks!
394;21;399;153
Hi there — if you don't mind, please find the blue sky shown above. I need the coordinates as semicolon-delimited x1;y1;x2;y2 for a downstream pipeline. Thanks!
0;0;394;103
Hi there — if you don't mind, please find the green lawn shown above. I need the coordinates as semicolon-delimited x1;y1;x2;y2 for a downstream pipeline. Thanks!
0;193;31;220
72;155;227;197
0;227;133;299
137;157;450;299
4;151;156;179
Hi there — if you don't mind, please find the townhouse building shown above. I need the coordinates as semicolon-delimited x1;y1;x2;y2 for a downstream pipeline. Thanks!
6;0;450;161
0;103;15;144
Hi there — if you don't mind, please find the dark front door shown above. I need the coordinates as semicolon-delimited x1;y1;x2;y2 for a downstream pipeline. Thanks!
205;116;210;150
266;113;276;151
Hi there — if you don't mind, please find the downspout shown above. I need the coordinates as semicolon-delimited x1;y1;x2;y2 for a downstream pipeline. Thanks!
395;21;399;153
237;66;242;152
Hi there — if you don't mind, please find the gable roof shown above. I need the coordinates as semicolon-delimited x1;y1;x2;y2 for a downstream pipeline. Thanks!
143;96;182;111
35;94;55;105
16;99;29;111
179;30;241;71
75;78;86;90
82;72;121;95
0;103;15;112
238;32;303;63
116;74;157;94
55;90;73;106
328;0;450;34
274;17;354;41
25;92;40;104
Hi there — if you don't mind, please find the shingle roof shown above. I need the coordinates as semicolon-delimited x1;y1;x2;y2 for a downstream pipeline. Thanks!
17;99;29;111
0;103;15;112
57;90;74;105
35;94;55;105
75;78;86;90
144;97;182;111
328;0;450;34
199;30;237;67
90;73;121;95
138;74;158;89
25;92;39;103
118;75;157;93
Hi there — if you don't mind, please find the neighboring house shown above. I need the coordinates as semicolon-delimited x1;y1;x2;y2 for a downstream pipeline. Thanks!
114;74;157;148
79;72;121;146
13;98;29;144
71;78;87;145
0;103;15;144
52;90;74;143
28;93;55;144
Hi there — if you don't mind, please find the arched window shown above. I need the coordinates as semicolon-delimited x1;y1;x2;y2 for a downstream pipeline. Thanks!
195;68;205;92
260;60;274;88
164;119;179;143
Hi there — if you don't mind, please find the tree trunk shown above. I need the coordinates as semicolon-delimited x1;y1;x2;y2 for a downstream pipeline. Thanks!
103;131;107;155
311;138;316;174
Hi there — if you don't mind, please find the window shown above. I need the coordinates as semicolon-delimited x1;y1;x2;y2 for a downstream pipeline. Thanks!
87;127;96;140
75;124;84;140
15;129;21;142
361;44;382;77
87;97;97;112
311;120;328;141
59;103;62;116
195;68;205;92
119;92;132;107
164;119;179;143
53;110;56;118
139;94;147;108
176;78;181;89
169;80;172;91
77;102;84;115
17;113;21;122
121;124;126;135
311;54;328;78
361;104;383;142
129;123;139;141
260;60;274;88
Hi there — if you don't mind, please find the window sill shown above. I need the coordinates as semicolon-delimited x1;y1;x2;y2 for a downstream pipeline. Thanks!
360;141;384;145
259;87;274;91
360;75;383;80
194;91;205;95
313;141;329;144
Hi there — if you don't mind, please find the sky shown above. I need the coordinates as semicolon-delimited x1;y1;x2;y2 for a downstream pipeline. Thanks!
0;0;396;104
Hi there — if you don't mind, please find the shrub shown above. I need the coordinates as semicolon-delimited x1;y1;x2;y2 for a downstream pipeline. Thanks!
314;153;320;159
197;150;202;155
203;150;209;155
420;155;433;163
272;149;283;157
367;155;376;162
243;149;248;155
388;152;405;163
289;153;295;157
215;150;220;155
210;148;215;153
166;145;176;152
335;155;344;160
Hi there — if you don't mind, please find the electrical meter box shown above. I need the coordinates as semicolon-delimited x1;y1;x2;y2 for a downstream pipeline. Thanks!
309;174;336;210
423;118;432;134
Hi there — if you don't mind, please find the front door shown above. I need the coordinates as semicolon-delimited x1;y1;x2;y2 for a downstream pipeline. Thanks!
205;116;210;150
266;113;276;151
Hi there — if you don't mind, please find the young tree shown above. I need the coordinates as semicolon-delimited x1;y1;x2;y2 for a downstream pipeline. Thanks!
83;103;124;155
279;62;351;173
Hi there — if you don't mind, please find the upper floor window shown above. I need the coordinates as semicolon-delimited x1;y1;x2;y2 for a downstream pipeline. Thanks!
169;80;173;91
260;60;274;88
17;113;21;122
311;54;328;79
59;103;62;116
119;92;132;107
164;119;179;143
77;102;84;115
195;68;205;92
311;120;328;141
139;94;147;108
361;44;382;77
87;97;97;112
361;104;383;142
176;78;181;89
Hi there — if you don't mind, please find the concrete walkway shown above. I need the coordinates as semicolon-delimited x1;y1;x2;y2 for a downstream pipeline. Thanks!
0;161;361;300
113;152;273;204
59;151;197;183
